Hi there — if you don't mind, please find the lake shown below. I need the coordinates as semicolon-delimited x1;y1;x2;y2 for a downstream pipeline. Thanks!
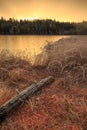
0;35;69;59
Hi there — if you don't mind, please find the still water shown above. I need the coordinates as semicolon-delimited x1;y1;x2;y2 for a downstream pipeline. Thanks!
0;35;68;58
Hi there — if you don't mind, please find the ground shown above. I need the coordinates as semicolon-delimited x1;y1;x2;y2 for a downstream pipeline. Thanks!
0;36;87;130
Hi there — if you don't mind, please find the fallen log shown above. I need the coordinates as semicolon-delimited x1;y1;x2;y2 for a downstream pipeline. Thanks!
0;76;54;122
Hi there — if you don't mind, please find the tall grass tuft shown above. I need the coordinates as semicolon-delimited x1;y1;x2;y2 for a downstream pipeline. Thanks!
34;36;87;86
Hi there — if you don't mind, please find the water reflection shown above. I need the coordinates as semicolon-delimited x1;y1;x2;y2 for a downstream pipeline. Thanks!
0;35;69;58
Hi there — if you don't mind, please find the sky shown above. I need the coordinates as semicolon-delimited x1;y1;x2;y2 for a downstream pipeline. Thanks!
0;0;87;22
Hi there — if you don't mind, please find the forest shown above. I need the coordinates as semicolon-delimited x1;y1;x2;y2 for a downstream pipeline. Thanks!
0;17;87;35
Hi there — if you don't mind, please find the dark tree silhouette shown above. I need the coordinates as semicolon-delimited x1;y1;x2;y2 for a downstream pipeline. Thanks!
0;17;87;35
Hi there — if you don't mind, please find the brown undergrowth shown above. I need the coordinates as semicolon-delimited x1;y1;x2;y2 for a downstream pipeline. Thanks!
34;36;87;86
0;36;87;130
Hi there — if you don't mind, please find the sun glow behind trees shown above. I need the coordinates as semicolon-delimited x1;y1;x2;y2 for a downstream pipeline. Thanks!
0;0;87;22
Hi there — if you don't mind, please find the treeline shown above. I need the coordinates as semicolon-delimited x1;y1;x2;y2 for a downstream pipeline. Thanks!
0;17;87;35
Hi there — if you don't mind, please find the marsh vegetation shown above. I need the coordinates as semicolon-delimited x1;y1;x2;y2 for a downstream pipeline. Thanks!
0;36;87;130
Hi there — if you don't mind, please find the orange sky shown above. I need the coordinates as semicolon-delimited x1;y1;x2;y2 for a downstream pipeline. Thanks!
0;0;87;22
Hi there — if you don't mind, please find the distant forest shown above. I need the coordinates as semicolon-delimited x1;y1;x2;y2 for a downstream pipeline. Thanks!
0;17;87;35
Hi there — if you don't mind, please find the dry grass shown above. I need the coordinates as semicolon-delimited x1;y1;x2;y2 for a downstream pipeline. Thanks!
0;49;32;87
0;79;87;130
0;83;16;105
34;36;87;86
0;49;45;105
0;36;87;130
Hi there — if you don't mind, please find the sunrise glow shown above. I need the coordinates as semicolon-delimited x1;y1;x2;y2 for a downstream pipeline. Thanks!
0;0;87;22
